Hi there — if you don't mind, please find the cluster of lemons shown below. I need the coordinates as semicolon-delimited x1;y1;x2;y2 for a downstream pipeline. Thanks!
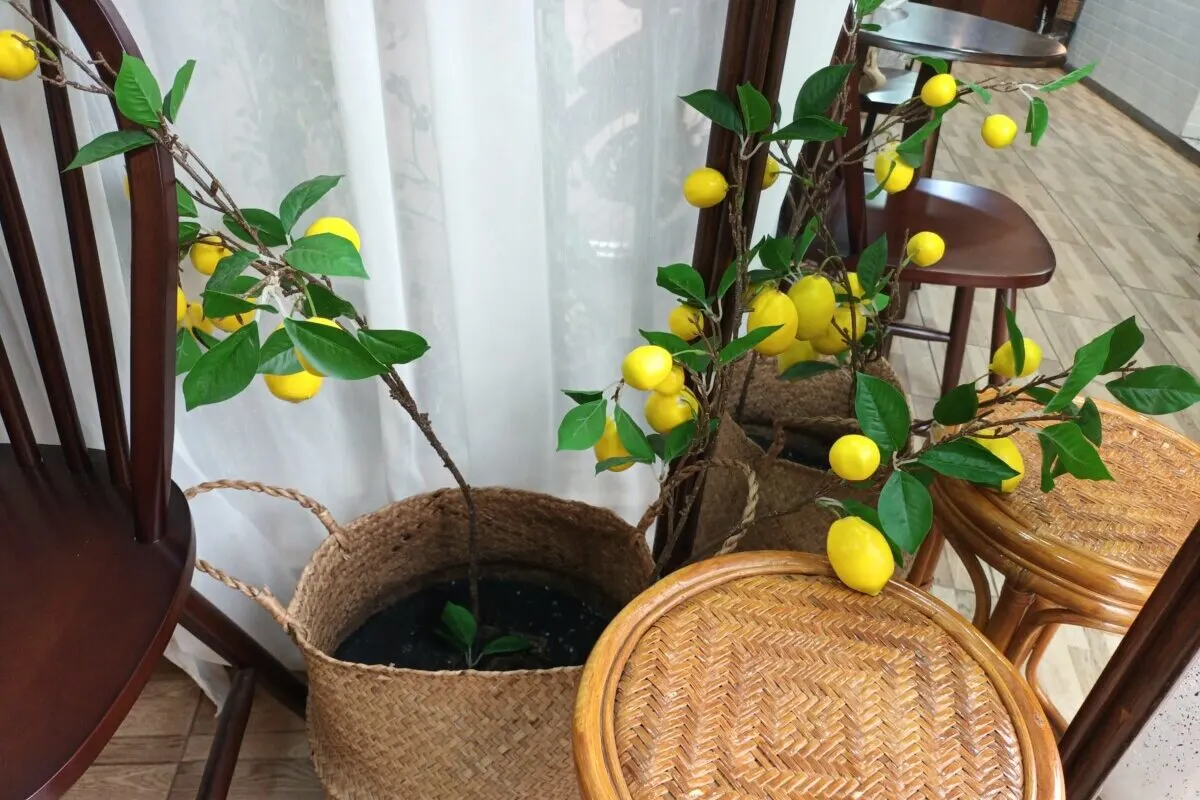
180;217;361;404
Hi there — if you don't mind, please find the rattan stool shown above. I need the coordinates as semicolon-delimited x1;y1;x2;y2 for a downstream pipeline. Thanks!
921;399;1200;736
573;552;1063;799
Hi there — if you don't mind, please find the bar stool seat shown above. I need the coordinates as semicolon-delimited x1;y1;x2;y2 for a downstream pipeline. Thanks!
573;552;1063;799
929;399;1200;735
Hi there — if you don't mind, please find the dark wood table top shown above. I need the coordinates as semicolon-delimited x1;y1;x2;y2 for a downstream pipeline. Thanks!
861;4;1067;68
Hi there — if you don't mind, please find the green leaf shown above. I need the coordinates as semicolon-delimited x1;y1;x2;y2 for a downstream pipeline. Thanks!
840;499;883;531
896;118;940;168
679;89;743;134
596;457;640;474
965;81;992;103
646;433;666;460
279;174;343;233
65;130;155;170
1004;305;1025;376
639;330;712;372
878;470;933;554
1038;422;1112;480
917;438;1019;484
656;263;708;306
202;291;267;319
736;83;772;134
283;317;386;380
175;182;197;218
762;115;847;142
162;59;195;123
663;420;698;462
795;217;819;262
205;251;259;293
192;328;221;350
855;0;886;18
780;361;839;381
856;234;888;296
1040;62;1095;93
358;329;429;365
1039;438;1058;492
1078;398;1103;446
182;322;260;410
440;602;476;653
175;328;202;375
854;372;910;453
719;326;782;364
480;635;530;658
1100;317;1144;373
932;383;979;425
716;261;739;300
757;236;793;273
794;64;852;120
114;54;162;127
915;56;949;74
563;389;604;405
614;405;655;462
284;233;369;278
860;22;882;31
1026;97;1050;146
556;398;607;451
301;282;358;319
1023;386;1057;405
178;221;202;250
257;327;303;375
223;209;289;248
873;293;890;313
1046;320;1134;413
1107;365;1200;414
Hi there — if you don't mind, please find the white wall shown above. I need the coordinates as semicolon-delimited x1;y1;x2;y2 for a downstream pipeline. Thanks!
1067;0;1200;136
1184;94;1200;142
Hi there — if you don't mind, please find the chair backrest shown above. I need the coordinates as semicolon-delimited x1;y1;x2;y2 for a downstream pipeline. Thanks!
0;0;177;543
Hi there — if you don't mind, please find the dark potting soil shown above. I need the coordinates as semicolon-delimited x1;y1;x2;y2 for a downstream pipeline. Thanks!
334;575;621;672
747;429;833;471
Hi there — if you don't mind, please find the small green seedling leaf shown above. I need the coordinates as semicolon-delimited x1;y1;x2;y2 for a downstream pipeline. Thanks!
480;635;530;659
439;602;477;653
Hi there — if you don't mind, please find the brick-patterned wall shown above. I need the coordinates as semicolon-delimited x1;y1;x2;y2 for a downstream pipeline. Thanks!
1068;0;1200;136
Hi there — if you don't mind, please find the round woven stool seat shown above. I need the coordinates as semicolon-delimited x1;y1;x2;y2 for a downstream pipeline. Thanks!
573;552;1062;799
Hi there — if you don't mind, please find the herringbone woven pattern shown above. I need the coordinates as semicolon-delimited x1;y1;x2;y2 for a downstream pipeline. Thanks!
612;573;1027;799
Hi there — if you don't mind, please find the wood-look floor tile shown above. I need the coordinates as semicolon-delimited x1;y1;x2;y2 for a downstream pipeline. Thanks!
167;759;324;799
62;764;178;800
915;283;1060;357
1028;239;1140;323
94;735;187;766
182;730;310;763
1074;220;1200;298
190;687;304;736
112;677;201;739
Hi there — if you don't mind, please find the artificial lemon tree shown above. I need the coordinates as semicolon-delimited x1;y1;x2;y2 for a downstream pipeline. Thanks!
556;1;1200;594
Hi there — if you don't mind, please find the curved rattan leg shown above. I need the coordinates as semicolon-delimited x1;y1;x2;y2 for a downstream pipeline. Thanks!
1024;623;1070;739
907;525;945;590
985;580;1037;654
944;531;993;630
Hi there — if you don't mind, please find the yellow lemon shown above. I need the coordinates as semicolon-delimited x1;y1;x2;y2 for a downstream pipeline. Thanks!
827;516;894;596
668;304;704;341
305;217;362;251
176;287;186;327
873;148;914;194
972;432;1025;493
990;338;1042;379
182;302;215;335
762;156;781;189
776;339;820;375
190;236;232;276
981;114;1018;149
920;73;958;108
594;418;633;472
906;231;945;267
644;388;698;434
653;365;686;396
810;305;867;355
747;287;799;356
842;273;867;300
294;316;342;376
682;167;729;209
622;345;674;391
264;371;324;403
0;30;37;82
211;301;257;333
787;275;836;340
828;434;882;482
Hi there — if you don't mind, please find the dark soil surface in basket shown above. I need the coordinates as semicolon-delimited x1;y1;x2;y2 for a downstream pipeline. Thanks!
747;430;833;471
334;576;621;672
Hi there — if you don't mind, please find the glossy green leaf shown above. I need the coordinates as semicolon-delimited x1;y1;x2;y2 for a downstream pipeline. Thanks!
757;236;793;273
663;420;698;462
762;115;846;142
794;64;852;120
1026;97;1050;146
897;118;940;168
191;328;221;350
639;330;711;372
917;438;1019;484
480;635;530;658
716;261;739;300
840;498;883;531
284;233;369;278
66;130;155;170
932;383;979;425
279;174;342;233
915;56;949;74
182;322;260;410
719;325;782;364
1040;62;1095;93
563;389;604;406
1003;305;1025;376
656;263;707;306
114;54;162;127
780;361;839;381
556;398;607;451
1023;385;1057;405
205;252;259;293
596;457;640;474
162;59;195;123
283;317;386;380
1107;365;1200;414
176;182;197;218
256;327;303;375
440;602;476;652
178;221;202;250
175;328;202;375
1039;438;1059;492
795;217;819;262
646;433;666;460
301;282;358;319
1078;398;1103;446
614;405;655;462
223;209;289;248
878;470;933;554
873;293;890;313
679;89;743;134
854;372;910;453
201;291;268;319
855;0;886;19
737;83;772;134
1038;422;1112;480
965;81;992;103
358;329;429;365
856;234;888;296
1046;320;1134;413
1100;317;1144;373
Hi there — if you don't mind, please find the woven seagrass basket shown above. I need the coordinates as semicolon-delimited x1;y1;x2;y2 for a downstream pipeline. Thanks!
189;483;653;800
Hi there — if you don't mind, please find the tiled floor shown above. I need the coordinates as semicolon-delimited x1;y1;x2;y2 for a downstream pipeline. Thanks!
69;64;1200;797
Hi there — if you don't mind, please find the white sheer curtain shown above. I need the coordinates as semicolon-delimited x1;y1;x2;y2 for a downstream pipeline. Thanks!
0;0;845;694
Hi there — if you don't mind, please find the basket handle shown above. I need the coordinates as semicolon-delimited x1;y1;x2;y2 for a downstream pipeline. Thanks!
715;461;759;556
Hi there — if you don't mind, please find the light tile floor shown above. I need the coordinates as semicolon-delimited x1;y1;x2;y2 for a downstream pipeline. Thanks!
68;64;1200;797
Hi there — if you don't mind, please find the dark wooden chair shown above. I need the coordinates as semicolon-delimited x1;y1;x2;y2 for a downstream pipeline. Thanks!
0;2;305;798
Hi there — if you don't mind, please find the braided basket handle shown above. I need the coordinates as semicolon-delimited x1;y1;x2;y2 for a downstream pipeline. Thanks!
715;461;760;556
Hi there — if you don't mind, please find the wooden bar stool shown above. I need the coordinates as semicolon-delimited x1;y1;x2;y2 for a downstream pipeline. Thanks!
573;552;1064;799
924;399;1200;736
